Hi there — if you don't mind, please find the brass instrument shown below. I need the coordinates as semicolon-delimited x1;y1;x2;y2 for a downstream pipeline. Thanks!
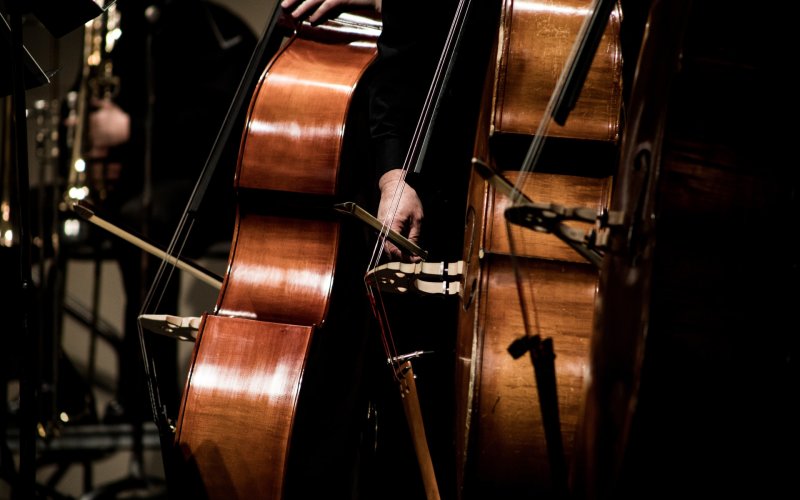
63;0;121;208
1;95;16;248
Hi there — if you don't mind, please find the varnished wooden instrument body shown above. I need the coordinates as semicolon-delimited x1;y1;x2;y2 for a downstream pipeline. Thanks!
492;0;621;142
576;1;797;498
456;1;622;497
173;14;380;499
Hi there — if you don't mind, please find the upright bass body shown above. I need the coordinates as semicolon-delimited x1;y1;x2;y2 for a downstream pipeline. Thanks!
173;14;380;499
455;1;622;497
578;1;798;498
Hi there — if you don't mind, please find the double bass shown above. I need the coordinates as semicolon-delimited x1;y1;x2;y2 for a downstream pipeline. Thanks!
454;0;622;497
577;0;798;498
171;10;381;498
363;1;622;496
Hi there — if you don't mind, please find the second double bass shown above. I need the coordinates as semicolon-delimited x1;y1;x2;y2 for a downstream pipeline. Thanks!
455;0;622;497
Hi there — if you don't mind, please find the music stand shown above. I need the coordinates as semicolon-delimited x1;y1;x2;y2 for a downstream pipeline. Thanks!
1;1;112;497
25;0;108;37
0;17;51;96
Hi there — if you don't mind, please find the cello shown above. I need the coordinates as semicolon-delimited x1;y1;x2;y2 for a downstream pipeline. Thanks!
170;10;381;498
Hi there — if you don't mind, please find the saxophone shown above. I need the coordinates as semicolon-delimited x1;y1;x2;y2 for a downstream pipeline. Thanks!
62;0;121;208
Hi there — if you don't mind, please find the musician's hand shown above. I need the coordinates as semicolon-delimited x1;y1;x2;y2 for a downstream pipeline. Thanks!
281;0;380;24
377;169;423;263
87;99;130;159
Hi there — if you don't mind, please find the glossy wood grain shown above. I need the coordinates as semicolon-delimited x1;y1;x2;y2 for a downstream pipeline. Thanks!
473;257;597;493
175;316;313;499
456;166;603;498
237;36;377;195
216;212;339;326
174;13;379;499
455;1;621;496
493;0;622;141
485;170;611;262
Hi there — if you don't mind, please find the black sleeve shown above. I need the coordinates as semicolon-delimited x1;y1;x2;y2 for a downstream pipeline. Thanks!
368;0;457;178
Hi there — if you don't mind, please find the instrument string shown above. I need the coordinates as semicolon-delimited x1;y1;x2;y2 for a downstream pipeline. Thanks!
512;0;614;199
502;0;616;337
140;0;283;317
367;0;473;271
365;0;473;376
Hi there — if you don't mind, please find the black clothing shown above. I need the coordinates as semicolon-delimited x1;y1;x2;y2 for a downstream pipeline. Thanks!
366;0;495;258
368;0;457;177
363;2;498;499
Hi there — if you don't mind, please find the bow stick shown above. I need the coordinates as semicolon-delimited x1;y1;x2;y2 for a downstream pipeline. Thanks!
69;200;223;289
